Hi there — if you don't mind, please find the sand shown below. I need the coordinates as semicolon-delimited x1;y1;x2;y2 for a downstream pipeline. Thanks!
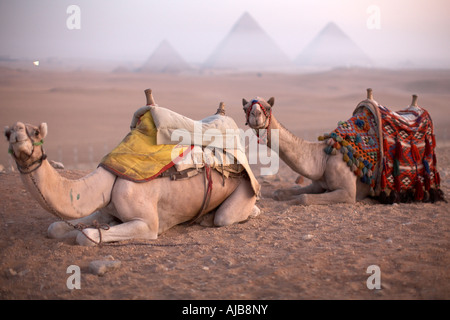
0;66;449;300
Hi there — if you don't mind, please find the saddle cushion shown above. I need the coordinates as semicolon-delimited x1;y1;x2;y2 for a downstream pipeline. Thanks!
99;111;192;182
150;105;243;150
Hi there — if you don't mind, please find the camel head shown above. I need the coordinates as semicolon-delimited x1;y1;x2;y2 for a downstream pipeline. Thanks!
4;122;47;171
242;97;274;129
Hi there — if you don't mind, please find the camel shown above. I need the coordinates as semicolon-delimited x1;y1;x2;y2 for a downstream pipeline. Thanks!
243;91;378;205
243;90;443;205
4;90;259;246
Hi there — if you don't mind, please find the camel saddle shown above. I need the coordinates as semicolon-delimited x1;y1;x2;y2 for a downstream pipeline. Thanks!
99;107;260;197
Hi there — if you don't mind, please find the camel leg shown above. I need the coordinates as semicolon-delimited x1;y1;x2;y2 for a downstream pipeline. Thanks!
47;210;117;240
213;179;258;227
288;188;355;206
273;181;324;201
74;178;161;246
76;219;157;246
287;155;358;205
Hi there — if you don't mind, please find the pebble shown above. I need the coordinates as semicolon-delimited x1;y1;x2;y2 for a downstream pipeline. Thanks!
89;259;121;276
302;234;314;241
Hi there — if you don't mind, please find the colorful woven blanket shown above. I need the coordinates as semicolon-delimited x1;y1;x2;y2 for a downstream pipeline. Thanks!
319;102;443;203
319;106;380;193
378;105;442;202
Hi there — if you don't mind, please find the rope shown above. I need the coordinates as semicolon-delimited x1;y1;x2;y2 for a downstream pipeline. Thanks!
97;241;205;248
191;164;213;224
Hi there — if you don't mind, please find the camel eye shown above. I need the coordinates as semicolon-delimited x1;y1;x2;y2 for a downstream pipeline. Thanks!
34;130;40;137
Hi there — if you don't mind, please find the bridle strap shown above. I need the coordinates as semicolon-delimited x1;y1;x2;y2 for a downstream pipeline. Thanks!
245;101;272;142
10;129;46;174
16;153;47;174
246;101;272;128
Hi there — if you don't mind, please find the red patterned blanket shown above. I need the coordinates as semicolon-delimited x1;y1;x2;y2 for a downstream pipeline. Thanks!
320;100;443;203
379;105;442;203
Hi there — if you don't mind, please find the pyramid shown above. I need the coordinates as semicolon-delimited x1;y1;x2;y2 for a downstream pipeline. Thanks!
204;12;292;71
139;40;191;73
295;22;372;68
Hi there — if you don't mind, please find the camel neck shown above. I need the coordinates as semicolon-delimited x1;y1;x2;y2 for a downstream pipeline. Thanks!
20;159;117;220
266;115;327;180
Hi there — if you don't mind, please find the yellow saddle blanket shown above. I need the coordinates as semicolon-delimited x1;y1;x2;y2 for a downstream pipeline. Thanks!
99;111;191;182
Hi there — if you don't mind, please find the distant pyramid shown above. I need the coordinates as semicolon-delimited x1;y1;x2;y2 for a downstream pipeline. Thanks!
139;40;191;73
204;12;292;71
295;22;372;68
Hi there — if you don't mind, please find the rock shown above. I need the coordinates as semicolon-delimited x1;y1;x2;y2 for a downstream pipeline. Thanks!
302;234;314;241
89;259;121;276
8;268;17;276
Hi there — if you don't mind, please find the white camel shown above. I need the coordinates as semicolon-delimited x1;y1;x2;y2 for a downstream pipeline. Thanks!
243;93;379;205
4;91;259;246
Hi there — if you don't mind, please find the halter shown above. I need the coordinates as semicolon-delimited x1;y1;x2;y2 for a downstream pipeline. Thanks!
10;140;46;174
8;126;46;174
245;99;272;143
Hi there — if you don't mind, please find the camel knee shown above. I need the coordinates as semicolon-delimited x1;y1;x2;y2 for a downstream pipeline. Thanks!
214;203;258;227
213;206;244;227
214;214;234;227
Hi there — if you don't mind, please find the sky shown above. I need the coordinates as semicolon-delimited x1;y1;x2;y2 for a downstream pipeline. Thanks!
0;0;449;68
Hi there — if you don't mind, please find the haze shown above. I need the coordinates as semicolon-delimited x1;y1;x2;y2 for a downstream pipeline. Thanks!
0;0;449;69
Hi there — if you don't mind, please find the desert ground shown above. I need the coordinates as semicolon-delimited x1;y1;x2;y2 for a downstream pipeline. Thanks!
0;66;449;300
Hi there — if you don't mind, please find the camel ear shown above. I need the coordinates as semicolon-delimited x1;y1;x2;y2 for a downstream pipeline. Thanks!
4;126;11;140
267;97;275;107
39;123;48;139
242;98;249;108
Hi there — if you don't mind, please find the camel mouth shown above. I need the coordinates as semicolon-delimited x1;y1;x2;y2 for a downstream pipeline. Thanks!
248;117;268;129
10;140;33;158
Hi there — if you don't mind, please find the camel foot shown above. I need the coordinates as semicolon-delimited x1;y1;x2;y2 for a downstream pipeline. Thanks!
287;194;309;206
48;221;80;239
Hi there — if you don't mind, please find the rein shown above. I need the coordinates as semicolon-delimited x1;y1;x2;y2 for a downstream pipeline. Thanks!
16;152;48;174
9;139;46;173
